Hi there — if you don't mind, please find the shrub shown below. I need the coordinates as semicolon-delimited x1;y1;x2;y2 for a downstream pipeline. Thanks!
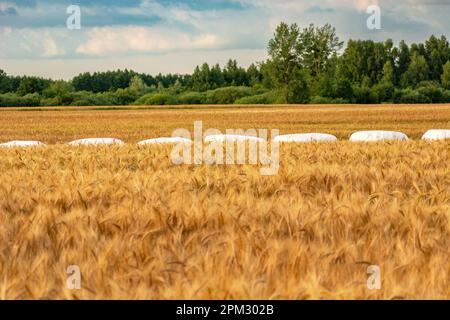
334;78;353;100
309;96;350;104
42;81;73;98
442;90;450;103
352;85;373;104
69;91;118;106
0;93;41;107
394;88;431;104
440;61;450;90
40;97;61;106
134;92;178;105
115;88;138;105
416;82;446;103
177;92;206;104
205;86;257;104
371;82;394;103
70;98;93;107
234;91;281;104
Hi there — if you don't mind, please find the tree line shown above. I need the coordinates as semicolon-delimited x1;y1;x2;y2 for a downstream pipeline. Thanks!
1;22;450;107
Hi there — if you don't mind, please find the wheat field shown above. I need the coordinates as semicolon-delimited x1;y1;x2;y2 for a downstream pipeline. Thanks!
0;104;449;299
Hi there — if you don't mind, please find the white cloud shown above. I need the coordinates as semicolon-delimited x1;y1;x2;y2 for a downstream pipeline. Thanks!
42;36;65;57
2;27;12;35
352;0;379;11
0;27;75;59
76;26;222;55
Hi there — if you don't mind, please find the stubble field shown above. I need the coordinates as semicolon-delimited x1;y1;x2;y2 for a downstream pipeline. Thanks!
2;103;450;143
0;104;449;299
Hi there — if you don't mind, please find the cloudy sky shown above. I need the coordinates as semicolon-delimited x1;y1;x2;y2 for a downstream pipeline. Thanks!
0;0;449;79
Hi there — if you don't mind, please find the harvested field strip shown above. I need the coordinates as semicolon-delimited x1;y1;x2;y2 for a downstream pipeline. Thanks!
1;104;450;144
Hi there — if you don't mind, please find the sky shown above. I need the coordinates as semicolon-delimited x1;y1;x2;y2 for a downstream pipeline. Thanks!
0;0;449;79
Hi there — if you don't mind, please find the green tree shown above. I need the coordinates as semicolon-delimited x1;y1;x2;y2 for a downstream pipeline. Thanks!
190;66;202;91
129;75;149;95
171;79;183;93
381;61;394;84
300;23;343;77
311;52;338;97
339;40;388;85
247;63;262;86
157;81;165;92
369;60;395;103
334;77;353;100
259;60;275;89
72;72;93;92
200;63;211;90
267;22;309;103
442;61;450;89
395;40;411;85
17;77;49;95
223;59;248;86
189;63;214;91
0;69;10;93
42;80;73;98
210;64;225;88
400;52;429;87
425;35;450;80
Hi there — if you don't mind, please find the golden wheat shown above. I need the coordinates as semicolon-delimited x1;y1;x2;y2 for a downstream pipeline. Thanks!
0;140;449;299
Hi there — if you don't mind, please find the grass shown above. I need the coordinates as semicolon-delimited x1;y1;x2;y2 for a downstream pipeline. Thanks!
0;104;449;299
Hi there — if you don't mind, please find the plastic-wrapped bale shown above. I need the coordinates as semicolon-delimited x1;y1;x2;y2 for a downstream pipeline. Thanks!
274;133;337;143
138;137;192;145
0;140;46;148
421;129;450;141
349;131;409;142
68;138;125;146
204;135;264;143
